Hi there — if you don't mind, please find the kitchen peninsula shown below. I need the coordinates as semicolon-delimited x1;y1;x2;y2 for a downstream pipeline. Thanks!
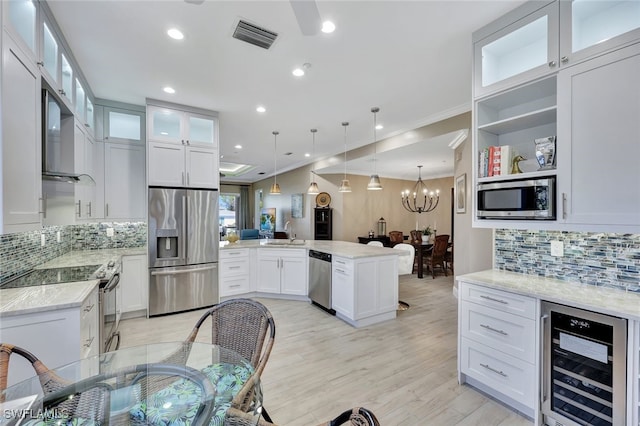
219;240;404;328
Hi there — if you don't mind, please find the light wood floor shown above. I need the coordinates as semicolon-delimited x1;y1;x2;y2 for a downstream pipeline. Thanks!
119;274;533;425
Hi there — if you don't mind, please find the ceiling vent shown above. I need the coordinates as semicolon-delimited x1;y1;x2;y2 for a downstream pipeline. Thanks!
233;20;278;50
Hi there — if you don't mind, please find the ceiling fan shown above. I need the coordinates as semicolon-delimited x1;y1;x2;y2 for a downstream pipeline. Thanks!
289;0;322;36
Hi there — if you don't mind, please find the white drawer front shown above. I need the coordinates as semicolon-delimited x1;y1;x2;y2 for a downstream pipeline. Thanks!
220;276;250;297
332;257;353;274
460;282;536;319
460;338;535;408
220;260;248;277
220;249;249;260
461;301;536;363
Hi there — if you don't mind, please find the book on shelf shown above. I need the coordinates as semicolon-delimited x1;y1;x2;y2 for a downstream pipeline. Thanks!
479;145;514;177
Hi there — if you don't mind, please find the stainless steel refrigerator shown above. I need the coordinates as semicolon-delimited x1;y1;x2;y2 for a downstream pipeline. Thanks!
148;187;219;316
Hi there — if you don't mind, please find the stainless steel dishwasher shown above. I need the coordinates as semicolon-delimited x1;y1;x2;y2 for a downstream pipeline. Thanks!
308;250;335;315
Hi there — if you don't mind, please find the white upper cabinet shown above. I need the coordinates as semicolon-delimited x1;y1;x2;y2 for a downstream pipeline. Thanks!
147;101;219;189
103;106;145;144
148;105;218;149
557;42;640;231
74;78;85;119
41;20;57;83
60;52;73;105
3;0;38;62
2;31;42;233
474;2;559;97
559;0;640;66
474;0;640;98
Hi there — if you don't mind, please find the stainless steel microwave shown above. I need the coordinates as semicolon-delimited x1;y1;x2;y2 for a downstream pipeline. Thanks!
477;176;555;220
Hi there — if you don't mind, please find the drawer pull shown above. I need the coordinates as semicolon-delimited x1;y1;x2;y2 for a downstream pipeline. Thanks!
83;337;95;348
83;304;95;313
480;323;508;336
229;284;241;288
480;363;507;378
335;268;346;273
229;266;241;270
480;295;508;305
335;260;346;265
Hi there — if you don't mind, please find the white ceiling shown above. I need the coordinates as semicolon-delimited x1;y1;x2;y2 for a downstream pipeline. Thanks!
47;0;525;183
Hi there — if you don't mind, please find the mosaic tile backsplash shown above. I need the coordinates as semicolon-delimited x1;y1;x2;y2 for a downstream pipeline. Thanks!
495;230;640;292
0;222;146;283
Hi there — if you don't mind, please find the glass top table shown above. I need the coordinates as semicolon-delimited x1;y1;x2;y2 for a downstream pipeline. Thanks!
0;341;262;426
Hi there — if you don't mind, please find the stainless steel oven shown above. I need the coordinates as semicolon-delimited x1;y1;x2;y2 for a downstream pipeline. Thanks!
541;302;627;426
99;264;121;353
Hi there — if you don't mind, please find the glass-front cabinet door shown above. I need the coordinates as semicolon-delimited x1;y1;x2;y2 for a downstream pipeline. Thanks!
75;78;86;120
86;97;95;135
4;0;37;61
104;107;144;143
559;0;640;66
148;106;183;144
474;2;559;97
60;53;73;104
41;21;58;85
185;113;217;148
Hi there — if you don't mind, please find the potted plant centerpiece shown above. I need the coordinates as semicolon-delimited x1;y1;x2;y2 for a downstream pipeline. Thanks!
421;226;432;242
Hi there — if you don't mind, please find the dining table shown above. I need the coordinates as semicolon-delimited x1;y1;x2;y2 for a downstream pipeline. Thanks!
0;341;263;426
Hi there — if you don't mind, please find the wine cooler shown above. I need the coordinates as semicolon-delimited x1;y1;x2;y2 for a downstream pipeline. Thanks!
542;302;627;426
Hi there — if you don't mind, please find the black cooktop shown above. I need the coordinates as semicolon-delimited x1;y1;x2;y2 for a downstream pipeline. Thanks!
0;264;103;289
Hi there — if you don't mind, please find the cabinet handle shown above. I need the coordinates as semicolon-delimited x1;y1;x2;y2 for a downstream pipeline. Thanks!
479;294;508;305
562;193;567;220
105;203;109;217
182;172;185;185
548;60;557;68
335;268;346;274
541;314;549;403
83;336;95;348
561;56;569;64
84;303;95;313
229;284;241;288
480;323;508;336
186;140;190;145
87;202;92;217
76;200;82;217
182;139;185;145
335;260;346;265
480;363;507;378
39;197;46;217
37;61;44;66
229;266;241;270
187;172;190;185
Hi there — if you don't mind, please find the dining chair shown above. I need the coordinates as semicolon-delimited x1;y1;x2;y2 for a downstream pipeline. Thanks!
185;298;276;421
425;234;449;279
444;243;454;273
224;406;380;426
0;343;110;421
239;229;260;240
366;241;384;247
393;243;415;275
388;230;404;246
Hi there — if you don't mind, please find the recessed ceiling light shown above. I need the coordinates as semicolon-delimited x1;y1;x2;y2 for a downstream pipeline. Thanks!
305;153;310;157
376;124;384;130
163;87;175;94
321;21;336;33
234;144;242;149
167;28;184;40
292;68;305;77
256;106;266;113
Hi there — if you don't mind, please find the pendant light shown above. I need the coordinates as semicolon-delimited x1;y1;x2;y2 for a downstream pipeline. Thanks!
367;107;382;190
338;122;352;193
307;129;320;195
269;131;281;195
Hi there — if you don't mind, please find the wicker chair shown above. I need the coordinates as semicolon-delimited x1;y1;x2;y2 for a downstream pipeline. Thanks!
0;343;110;421
388;230;404;247
185;298;276;421
224;406;380;426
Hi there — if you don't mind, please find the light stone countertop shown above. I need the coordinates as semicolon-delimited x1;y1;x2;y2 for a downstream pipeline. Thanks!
220;239;406;259
0;247;146;318
457;269;640;321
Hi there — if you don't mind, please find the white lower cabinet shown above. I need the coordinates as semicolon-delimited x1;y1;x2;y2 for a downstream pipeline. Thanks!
331;255;398;327
458;281;538;420
0;285;99;386
120;254;148;316
256;249;307;296
219;248;253;297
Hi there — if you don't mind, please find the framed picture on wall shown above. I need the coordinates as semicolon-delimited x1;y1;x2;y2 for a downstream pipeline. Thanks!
455;173;466;214
291;193;303;218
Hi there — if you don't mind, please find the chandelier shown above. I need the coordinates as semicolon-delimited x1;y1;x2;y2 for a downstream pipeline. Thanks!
401;166;439;213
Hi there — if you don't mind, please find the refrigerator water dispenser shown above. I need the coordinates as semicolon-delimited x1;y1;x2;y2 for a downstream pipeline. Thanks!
156;229;179;259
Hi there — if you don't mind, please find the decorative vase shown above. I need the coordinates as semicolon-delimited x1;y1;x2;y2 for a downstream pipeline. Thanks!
421;235;428;242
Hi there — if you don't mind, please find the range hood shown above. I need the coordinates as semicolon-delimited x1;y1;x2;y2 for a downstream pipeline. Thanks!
42;89;95;185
